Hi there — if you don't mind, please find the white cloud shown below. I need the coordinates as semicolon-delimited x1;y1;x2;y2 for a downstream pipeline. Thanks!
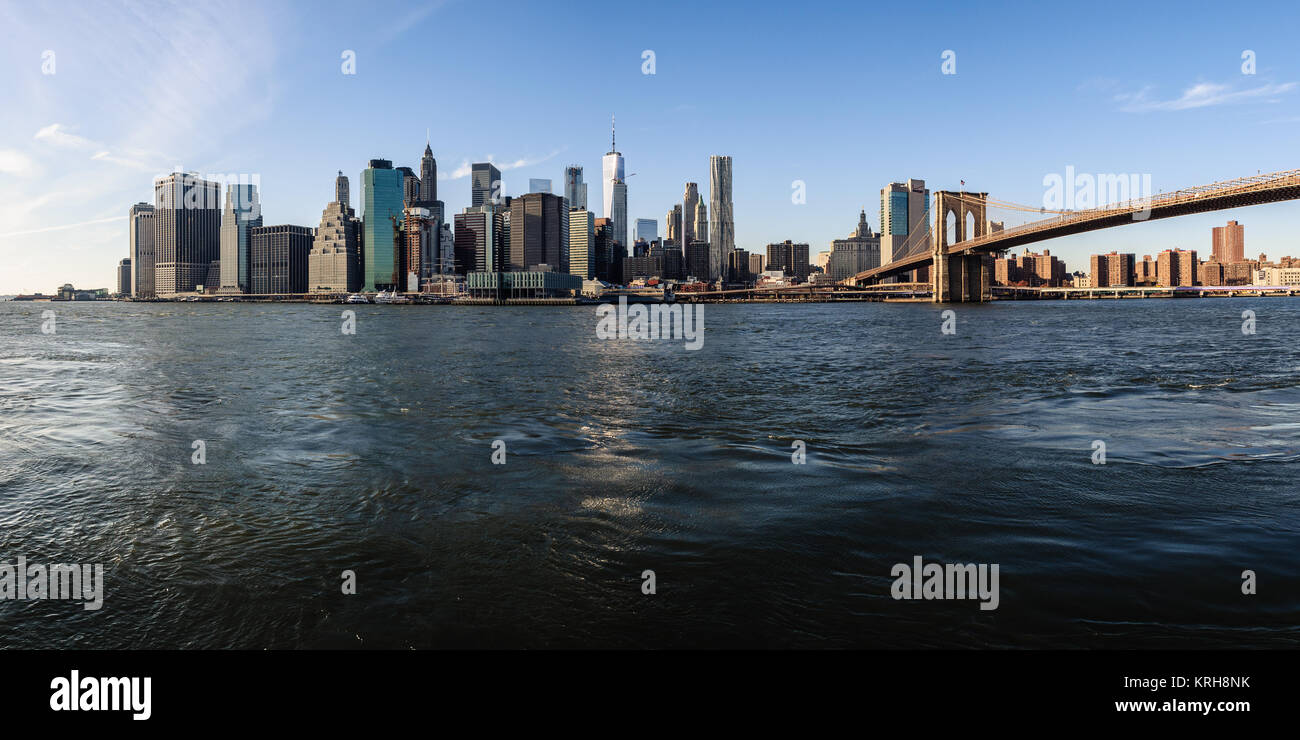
34;123;94;149
1117;81;1297;112
0;150;38;177
439;150;564;180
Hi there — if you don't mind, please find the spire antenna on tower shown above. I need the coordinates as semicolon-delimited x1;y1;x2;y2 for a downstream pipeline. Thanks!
611;114;616;151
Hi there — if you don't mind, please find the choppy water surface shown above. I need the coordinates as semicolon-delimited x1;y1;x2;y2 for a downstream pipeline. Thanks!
0;299;1296;648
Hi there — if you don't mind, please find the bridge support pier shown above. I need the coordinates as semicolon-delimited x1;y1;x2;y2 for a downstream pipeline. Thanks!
933;253;990;303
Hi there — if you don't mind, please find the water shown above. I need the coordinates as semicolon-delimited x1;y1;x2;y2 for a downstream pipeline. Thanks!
0;299;1297;648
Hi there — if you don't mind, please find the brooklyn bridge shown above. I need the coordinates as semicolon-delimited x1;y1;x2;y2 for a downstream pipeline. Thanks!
689;168;1300;303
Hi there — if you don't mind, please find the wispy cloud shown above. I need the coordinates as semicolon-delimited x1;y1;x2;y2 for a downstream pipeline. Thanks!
34;123;94;149
91;150;163;172
375;1;448;44
1117;81;1297;112
0;216;126;239
440;149;564;180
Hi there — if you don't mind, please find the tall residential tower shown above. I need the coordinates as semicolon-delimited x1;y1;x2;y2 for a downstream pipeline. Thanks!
708;155;734;282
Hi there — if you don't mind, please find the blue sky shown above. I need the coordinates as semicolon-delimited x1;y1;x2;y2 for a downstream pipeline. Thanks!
2;0;1300;293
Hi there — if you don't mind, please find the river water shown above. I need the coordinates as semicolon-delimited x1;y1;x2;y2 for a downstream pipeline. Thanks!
0;299;1296;647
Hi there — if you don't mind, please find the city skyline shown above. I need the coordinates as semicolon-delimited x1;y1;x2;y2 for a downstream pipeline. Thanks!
4;0;1300;294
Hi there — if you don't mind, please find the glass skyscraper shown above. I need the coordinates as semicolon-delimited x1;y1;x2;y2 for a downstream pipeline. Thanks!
879;178;930;265
563;166;586;211
634;218;657;244
362;159;405;292
602;117;627;249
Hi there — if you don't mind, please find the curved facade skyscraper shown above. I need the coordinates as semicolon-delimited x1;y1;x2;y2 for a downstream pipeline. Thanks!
708;155;734;282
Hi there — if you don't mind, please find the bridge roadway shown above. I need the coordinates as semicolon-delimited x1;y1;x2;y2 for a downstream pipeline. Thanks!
849;168;1300;286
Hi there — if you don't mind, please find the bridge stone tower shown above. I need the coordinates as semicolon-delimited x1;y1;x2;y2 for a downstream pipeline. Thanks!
933;191;991;302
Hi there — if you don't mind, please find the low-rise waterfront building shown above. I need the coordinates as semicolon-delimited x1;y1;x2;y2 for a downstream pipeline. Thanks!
466;270;583;299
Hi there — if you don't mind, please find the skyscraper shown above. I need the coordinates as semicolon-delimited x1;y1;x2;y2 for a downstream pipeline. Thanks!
336;170;350;207
568;208;595;279
454;204;506;274
686;239;710;281
508;192;568;272
362;159;405;292
472;162;502;207
708;155;735;283
1212;220;1245;263
602;116;627;249
398;166;420;208
402;206;437;291
693;199;707;257
682;182;700;246
308;172;361;294
634;218;657;244
153;172;221;297
218;183;262;293
418;142;437;206
529;178;553;194
250;225;314;294
665;204;682;245
563;166;587;210
879;179;930;265
128;202;155;298
117;258;131;296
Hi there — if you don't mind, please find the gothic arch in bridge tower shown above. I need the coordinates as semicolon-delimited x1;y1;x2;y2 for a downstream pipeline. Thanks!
932;191;991;303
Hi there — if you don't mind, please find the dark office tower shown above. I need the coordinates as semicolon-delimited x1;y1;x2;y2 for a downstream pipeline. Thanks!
686;239;711;280
765;240;811;282
128;202;155;298
454;205;505;273
153;173;221;297
508;192;568;272
729;248;751;282
418;142;438;206
593;218;613;283
117;258;132;296
335;170;350;208
250;225;314;294
471;162;501;207
397;166;420;208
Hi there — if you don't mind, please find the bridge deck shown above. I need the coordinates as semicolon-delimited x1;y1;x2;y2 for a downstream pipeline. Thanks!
849;168;1300;285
